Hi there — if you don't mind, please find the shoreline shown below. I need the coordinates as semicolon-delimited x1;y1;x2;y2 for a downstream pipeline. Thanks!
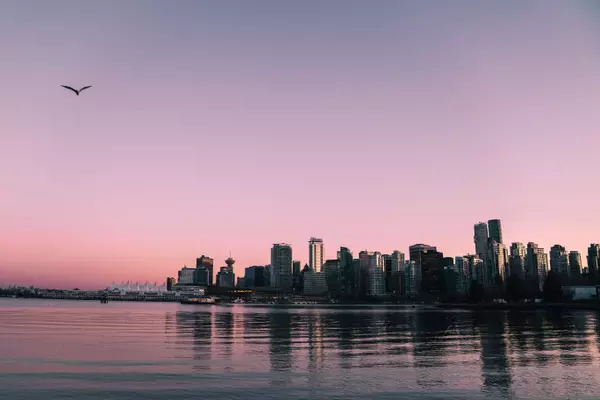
4;296;600;311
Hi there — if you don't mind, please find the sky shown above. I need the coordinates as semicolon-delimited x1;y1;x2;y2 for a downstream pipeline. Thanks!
1;0;600;289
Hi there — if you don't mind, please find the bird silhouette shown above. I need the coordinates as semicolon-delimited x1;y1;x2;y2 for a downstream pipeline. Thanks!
61;85;92;96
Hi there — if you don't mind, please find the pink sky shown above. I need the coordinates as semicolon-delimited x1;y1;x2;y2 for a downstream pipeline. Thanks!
1;1;600;289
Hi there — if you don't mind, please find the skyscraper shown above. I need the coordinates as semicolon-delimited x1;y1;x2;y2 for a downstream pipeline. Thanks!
454;256;470;294
391;250;405;273
550;245;570;280
473;223;489;259
525;242;548;292
587;244;600;282
487;219;503;244
383;254;393;294
420;249;445;295
569;251;583;282
366;252;385;297
196;255;214;286
338;247;355;297
509;242;526;278
271;243;293;291
488;242;509;284
309;237;325;273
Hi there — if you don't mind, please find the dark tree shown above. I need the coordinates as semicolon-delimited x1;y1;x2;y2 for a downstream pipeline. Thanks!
468;281;485;303
543;271;563;302
505;274;527;302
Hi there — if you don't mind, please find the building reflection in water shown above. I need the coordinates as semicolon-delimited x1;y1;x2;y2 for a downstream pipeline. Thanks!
474;312;513;398
268;310;294;388
174;310;214;371
214;311;234;370
167;306;600;398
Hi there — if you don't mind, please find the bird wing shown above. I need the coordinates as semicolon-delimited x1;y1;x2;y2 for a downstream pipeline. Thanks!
61;85;79;95
79;86;92;93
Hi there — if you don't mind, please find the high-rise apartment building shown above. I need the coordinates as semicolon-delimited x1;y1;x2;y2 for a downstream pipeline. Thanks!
489;242;509;284
526;242;548;292
420;249;445;295
338;247;355;297
403;260;420;296
366;252;385;297
474;223;489;259
309;237;325;273
465;254;485;286
569;251;583;281
487;219;503;244
550;245;570;279
454;256;470;294
271;243;293;290
391;250;405;273
587;244;600;281
509;242;526;278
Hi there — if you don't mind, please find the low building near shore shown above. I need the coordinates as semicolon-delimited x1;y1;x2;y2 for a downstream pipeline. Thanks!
562;285;599;301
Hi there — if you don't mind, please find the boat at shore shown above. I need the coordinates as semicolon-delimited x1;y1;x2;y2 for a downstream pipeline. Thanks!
180;297;216;305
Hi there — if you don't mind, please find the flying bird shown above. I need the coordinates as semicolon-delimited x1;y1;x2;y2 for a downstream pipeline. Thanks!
61;85;92;96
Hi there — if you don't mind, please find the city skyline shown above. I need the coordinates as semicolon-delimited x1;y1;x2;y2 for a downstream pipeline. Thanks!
3;224;600;290
2;1;600;288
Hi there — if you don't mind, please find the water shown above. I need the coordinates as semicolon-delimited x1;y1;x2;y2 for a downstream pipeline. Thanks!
1;299;600;400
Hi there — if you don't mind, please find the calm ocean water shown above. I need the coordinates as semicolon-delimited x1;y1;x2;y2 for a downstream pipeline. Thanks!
1;299;600;399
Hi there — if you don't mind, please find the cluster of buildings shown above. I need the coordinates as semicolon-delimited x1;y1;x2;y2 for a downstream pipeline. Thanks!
169;221;600;300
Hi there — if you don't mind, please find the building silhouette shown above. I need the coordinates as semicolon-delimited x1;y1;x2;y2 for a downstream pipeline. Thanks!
587;244;600;282
550;245;570;282
488;219;503;245
569;251;583;282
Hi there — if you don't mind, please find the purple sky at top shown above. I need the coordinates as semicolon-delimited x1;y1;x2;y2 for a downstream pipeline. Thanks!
1;0;600;289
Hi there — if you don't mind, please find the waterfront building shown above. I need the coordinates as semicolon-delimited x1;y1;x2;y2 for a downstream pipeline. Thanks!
271;243;293;291
196;256;214;286
244;265;267;288
309;237;325;273
487;219;503;245
474;223;489;260
569;251;583;281
166;277;176;291
454;256;470;294
292;260;302;292
107;281;168;294
464;254;485;286
550;245;570;281
237;277;246;288
178;266;196;285
489;242;509;284
323;259;341;296
420;249;445;295
363;251;385;297
403;260;420;297
338;247;354;297
509;242;526;278
525;242;548;292
392;250;405;273
587;244;600;282
303;268;327;295
383;254;393;293
216;257;235;288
